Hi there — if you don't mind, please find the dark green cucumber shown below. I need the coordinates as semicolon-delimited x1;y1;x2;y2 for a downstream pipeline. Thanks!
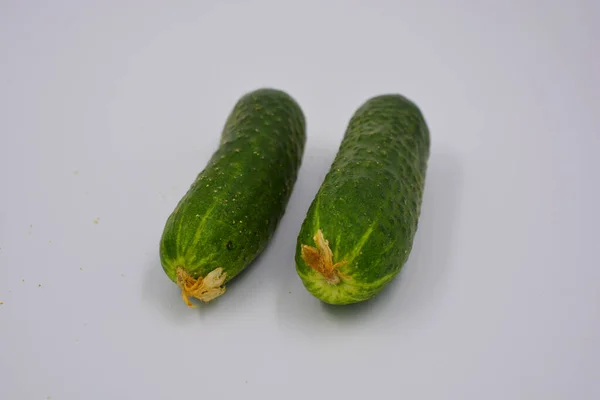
160;88;305;307
295;94;430;305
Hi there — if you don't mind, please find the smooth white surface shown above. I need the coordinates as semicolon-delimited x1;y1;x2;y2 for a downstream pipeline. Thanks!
1;1;599;399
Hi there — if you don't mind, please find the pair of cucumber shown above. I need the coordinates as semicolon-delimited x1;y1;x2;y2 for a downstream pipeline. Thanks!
159;88;430;307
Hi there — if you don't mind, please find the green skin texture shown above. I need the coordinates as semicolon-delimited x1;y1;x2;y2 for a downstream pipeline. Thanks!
160;88;306;290
295;94;430;305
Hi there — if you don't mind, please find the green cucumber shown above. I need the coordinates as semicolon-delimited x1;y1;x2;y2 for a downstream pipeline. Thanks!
295;94;430;305
160;88;306;307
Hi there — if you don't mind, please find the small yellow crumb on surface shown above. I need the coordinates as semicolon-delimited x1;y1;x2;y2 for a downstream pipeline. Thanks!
0;302;4;305
93;217;100;224
38;284;41;287
73;169;79;175
80;267;83;271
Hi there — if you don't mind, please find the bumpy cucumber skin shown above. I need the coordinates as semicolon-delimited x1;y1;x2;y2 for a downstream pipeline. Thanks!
295;94;430;305
160;88;306;287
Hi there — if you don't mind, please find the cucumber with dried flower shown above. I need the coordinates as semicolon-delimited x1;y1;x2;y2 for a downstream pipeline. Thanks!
160;88;306;307
296;94;430;305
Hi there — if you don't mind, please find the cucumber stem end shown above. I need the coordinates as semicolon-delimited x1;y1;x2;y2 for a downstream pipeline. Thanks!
176;267;227;307
301;229;350;285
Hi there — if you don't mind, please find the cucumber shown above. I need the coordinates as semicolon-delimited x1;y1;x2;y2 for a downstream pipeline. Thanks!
295;94;430;305
160;88;306;307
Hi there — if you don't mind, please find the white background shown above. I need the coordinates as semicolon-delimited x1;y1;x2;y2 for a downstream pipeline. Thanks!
1;1;599;399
